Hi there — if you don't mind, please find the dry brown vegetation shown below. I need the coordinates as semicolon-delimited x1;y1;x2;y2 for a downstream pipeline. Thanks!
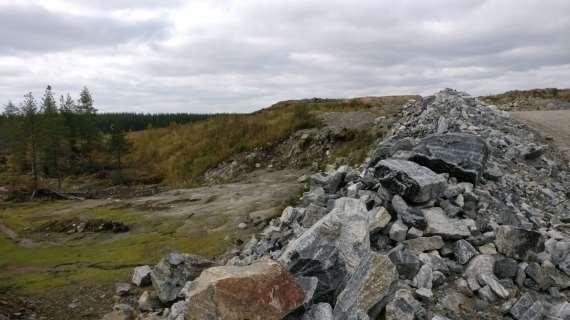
128;95;419;186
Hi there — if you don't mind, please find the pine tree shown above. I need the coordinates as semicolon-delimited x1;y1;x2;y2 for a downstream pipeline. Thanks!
59;94;78;171
76;86;100;170
3;100;19;116
20;92;40;192
40;85;65;188
107;123;131;171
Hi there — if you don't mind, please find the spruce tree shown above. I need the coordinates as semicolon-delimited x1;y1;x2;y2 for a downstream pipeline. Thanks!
76;86;100;170
20;92;40;192
107;123;131;170
3;100;19;116
40;85;64;188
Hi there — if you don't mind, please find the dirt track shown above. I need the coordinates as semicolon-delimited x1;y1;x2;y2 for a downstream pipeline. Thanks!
511;110;570;161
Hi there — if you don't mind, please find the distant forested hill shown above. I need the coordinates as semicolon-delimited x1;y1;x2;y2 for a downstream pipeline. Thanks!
92;112;218;133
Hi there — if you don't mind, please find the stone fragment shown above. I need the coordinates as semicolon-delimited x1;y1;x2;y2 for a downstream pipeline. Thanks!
495;226;545;260
389;220;408;242
301;204;328;228
310;169;345;193
543;259;570;289
302;187;327;207
137;291;160;312
414;288;433;301
516;263;528;288
464;254;496;281
423;207;471;239
478;273;510;299
551;240;570;276
525;262;552;290
151;252;218;303
403;236;444;253
102;304;134;320
432;271;446;288
413;264;433;289
478;285;497;302
169;300;188;320
388;246;422;279
374;159;446;203
184;260;304;320
132;265;152;287
407;227;424;239
296;276;318;305
385;289;425;320
302;303;333;320
419;253;450;275
509;293;543;320
455;239;478;264
494;257;519;279
333;253;398;320
391;195;427;228
368;206;391;233
410;133;490;185
478;243;497;255
115;283;133;296
279;198;370;301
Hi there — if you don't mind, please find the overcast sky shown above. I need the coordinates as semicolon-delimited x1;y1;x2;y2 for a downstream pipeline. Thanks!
1;0;569;113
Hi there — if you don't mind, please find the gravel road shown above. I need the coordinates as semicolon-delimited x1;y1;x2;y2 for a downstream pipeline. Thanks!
511;110;570;161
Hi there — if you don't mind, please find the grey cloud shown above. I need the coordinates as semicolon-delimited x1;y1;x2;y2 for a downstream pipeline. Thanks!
0;0;569;113
0;4;171;54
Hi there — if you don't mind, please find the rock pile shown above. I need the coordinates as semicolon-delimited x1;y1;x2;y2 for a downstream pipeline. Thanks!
104;89;570;320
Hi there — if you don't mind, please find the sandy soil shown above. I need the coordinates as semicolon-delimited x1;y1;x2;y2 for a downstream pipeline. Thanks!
511;110;570;161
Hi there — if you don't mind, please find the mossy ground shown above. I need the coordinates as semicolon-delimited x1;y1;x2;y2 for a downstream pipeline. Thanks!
0;200;236;295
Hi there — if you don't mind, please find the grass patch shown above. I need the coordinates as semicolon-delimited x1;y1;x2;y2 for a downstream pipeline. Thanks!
0;201;238;295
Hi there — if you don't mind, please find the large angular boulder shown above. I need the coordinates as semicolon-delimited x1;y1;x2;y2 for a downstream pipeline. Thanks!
374;159;446;203
495;226;545;260
333;253;398;320
279;198;370;302
409;133;489;185
151;252;218;303
184;260;304;320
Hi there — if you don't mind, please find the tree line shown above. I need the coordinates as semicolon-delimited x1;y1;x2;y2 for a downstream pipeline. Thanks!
0;86;213;193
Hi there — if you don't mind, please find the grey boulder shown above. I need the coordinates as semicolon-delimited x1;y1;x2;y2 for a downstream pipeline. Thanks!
495;226;545;260
391;195;426;228
388;245;422;279
403;236;444;253
302;303;333;320
333;253;398;320
374;159;446;203
151;252;218;303
409;133;489;185
509;293;543;320
423;207;471;239
279;198;370;301
132;265;152;287
454;239;478;264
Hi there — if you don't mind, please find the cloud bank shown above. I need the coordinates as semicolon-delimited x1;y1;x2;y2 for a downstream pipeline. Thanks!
1;0;569;113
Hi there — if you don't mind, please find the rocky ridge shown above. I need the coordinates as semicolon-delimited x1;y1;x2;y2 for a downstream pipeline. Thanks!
105;89;570;320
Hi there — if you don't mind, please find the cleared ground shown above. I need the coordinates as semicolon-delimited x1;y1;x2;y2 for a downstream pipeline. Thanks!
0;169;305;319
511;110;570;161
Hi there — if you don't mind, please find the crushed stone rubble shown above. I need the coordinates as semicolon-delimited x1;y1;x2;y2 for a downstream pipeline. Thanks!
104;89;570;320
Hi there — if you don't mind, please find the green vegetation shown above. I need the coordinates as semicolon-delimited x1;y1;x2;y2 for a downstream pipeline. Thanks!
0;202;235;294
